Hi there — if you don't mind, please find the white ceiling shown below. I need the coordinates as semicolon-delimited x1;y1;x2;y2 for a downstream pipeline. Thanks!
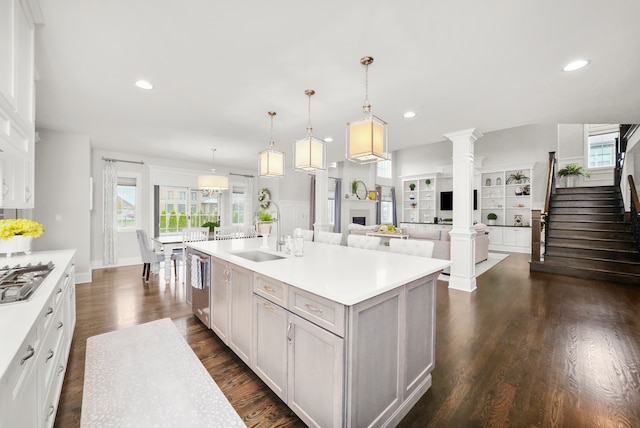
34;0;640;171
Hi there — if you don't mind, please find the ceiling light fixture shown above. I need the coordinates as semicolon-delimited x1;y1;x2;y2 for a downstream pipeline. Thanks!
258;111;285;178
562;59;590;72
198;148;229;196
135;80;153;90
346;56;388;164
403;111;416;119
293;89;326;172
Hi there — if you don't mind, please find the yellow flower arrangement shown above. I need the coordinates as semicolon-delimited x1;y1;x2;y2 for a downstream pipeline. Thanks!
0;219;44;240
377;224;396;233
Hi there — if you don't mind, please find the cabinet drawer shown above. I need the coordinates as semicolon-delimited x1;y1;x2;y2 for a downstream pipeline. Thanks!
254;274;287;307
41;306;66;395
289;288;345;337
2;326;39;399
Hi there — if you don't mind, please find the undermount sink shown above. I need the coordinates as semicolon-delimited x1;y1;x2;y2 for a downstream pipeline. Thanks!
232;250;286;262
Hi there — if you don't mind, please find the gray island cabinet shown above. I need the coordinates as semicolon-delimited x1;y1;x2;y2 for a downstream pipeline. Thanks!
188;238;449;428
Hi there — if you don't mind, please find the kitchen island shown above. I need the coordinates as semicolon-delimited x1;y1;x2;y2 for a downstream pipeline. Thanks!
188;238;449;428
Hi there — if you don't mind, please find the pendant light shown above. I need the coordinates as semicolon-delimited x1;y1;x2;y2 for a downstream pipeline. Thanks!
258;111;285;177
346;56;388;164
198;148;229;196
293;89;326;172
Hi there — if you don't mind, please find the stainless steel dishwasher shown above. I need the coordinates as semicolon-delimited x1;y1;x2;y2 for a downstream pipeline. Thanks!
187;248;211;328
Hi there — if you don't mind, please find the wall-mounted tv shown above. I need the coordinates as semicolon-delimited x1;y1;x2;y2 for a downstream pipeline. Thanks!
440;190;477;210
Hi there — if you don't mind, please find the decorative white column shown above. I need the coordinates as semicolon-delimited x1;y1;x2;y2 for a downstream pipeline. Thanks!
313;169;332;233
444;128;483;292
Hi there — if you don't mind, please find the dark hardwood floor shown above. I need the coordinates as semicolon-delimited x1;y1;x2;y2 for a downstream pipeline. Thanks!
55;253;640;427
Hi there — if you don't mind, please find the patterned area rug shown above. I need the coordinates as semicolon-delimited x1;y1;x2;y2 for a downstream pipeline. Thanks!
438;252;510;282
81;318;245;427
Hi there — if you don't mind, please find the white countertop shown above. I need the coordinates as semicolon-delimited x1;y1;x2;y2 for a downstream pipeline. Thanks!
188;238;450;306
0;249;76;377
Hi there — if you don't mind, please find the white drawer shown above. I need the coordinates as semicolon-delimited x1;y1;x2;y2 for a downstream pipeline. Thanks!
289;288;345;337
254;274;287;307
2;325;39;398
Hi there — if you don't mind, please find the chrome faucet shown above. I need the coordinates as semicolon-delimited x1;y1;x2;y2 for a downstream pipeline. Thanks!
256;201;283;251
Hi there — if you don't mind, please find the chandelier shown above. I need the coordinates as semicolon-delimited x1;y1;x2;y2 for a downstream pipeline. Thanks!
346;56;388;164
198;148;229;196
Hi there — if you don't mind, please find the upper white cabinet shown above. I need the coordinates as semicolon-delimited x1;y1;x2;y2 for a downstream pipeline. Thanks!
0;0;39;208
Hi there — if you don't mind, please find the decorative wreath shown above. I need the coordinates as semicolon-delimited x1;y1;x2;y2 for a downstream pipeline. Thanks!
258;188;271;209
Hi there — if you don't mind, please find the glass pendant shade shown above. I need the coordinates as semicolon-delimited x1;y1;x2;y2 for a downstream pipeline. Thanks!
294;135;326;171
346;114;388;163
258;148;285;177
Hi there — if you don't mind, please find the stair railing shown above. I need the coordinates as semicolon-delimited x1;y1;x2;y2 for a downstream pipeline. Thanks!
532;151;557;261
628;175;640;255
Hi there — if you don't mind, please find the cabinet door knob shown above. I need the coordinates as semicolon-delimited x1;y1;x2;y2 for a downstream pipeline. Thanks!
20;345;35;365
46;349;55;362
263;285;276;293
57;321;64;330
45;307;54;316
287;322;292;344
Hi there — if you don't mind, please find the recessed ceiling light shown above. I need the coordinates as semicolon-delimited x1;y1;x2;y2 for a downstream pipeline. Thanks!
324;137;334;143
562;60;589;72
403;111;417;119
135;80;153;90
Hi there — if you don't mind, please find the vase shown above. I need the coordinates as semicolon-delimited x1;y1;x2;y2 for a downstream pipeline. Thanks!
0;235;33;257
257;223;272;235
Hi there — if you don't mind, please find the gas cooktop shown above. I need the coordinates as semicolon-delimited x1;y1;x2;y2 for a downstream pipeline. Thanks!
0;262;55;305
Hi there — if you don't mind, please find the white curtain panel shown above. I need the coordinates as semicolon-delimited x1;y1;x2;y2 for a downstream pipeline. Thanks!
244;176;254;224
103;161;118;265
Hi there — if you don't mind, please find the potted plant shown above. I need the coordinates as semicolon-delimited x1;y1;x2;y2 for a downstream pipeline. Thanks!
425;179;431;188
409;183;416;191
487;212;498;226
410;202;417;208
558;164;590;187
257;210;275;235
506;171;530;185
351;179;358;196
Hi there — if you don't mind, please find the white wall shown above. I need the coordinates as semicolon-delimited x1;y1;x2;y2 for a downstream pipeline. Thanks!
395;124;558;214
33;129;91;283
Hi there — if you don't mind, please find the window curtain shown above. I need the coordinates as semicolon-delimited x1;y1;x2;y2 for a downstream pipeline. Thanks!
309;175;316;229
334;178;342;233
390;186;397;227
103;160;118;265
244;176;254;225
375;185;382;224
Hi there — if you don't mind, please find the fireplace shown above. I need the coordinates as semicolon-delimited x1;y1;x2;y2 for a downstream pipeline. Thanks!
352;216;366;226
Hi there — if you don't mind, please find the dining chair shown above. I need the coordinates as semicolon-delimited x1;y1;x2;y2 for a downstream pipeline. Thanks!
315;231;343;245
214;226;236;240
136;229;165;281
388;239;435;258
300;229;314;241
347;234;381;250
172;227;209;282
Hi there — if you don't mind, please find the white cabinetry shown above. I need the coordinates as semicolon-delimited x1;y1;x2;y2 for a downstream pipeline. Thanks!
228;263;252;365
480;166;533;253
0;0;37;208
210;257;229;343
0;253;76;428
210;258;253;366
402;176;437;223
252;274;344;428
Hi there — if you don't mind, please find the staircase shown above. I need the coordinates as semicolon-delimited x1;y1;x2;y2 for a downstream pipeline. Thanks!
530;185;640;284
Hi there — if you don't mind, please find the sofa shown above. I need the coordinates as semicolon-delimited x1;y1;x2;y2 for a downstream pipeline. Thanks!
348;223;490;263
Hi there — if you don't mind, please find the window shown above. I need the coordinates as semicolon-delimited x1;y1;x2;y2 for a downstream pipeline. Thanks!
157;186;219;235
116;175;139;230
377;158;392;179
231;186;245;224
587;124;618;168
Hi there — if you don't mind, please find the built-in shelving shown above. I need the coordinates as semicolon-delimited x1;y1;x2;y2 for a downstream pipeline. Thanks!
480;168;532;227
402;176;437;223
